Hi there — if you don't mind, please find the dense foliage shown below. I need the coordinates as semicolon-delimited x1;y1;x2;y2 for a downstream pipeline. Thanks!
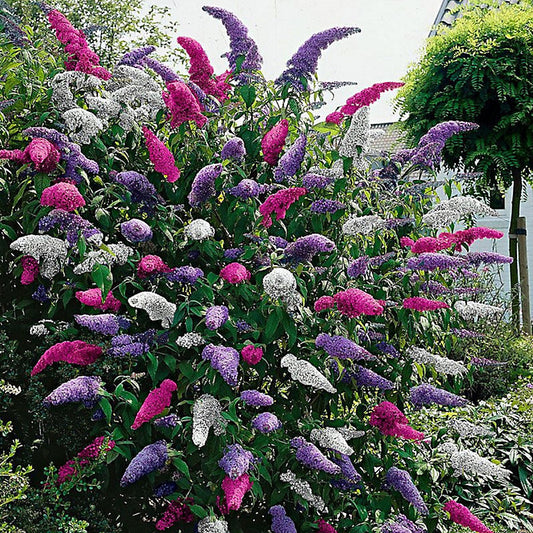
1;4;532;533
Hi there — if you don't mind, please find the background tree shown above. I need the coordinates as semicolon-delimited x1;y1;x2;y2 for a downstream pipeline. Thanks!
396;0;533;330
7;0;183;65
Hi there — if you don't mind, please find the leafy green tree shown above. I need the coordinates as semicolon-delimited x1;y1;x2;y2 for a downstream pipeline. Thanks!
396;0;533;329
8;0;182;65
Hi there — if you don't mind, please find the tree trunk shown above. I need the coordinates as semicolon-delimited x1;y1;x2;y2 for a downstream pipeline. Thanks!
509;168;522;332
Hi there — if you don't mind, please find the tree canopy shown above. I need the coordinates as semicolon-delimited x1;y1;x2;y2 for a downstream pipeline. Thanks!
397;1;533;196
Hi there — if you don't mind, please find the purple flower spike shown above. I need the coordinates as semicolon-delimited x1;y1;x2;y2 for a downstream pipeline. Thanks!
284;233;335;263
228;179;264;199
382;515;427;533
252;412;282;433
205;305;229;330
315;333;374;361
188;163;223;207
274;135;307;182
201;343;240;386
218;444;254;479
165;266;204;285
290;436;341;474
118;46;156;66
344;365;394;390
120;440;168;486
240;390;274;407
410;384;467;409
277;27;361;89
302;173;334;189
120;219;153;243
392;121;478;169
332;453;361;482
310;199;346;214
385;467;428;515
221;137;246;161
43;376;102;408
202;6;262;82
75;314;131;335
269;505;297;533
114;171;159;207
347;256;370;278
154;414;180;428
407;253;466;271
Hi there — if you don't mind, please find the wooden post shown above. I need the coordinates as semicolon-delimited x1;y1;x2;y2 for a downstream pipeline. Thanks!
518;216;531;335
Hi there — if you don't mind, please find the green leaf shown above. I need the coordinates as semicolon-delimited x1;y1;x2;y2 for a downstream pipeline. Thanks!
34;174;50;195
239;85;256;107
99;398;113;424
263;311;279;343
91;264;113;296
172;457;190;479
189;505;207;519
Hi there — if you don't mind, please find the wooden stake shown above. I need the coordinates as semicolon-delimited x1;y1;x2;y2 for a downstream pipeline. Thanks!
518;216;531;335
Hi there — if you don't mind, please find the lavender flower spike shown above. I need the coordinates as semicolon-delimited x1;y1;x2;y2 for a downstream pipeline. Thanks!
118;46;156;66
188;163;223;207
201;343;240;386
385;466;428;515
202;6;262;82
205;305;229;330
43;376;102;408
277;27;361;89
218;443;254;479
316;333;374;361
120;440;168;486
410;383;467;409
274;134;307;182
290;436;341;474
240;390;274;407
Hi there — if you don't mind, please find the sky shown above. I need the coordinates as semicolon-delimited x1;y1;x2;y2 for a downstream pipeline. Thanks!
157;0;444;123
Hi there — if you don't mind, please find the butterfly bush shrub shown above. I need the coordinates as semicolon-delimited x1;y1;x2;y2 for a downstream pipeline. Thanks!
1;5;528;533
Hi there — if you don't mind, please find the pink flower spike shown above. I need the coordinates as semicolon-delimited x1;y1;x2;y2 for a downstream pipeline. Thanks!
26;138;61;172
20;256;39;285
75;288;121;312
155;498;194;530
325;111;344;125
0;138;60;173
400;236;415;249
369;401;425;441
333;288;384;318
47;9;111;79
317;520;337;533
314;295;335;312
340;81;404;116
0;149;25;163
241;344;263;365
218;474;253;514
177;37;230;101
162;81;207;129
220;262;251;284
41;182;85;212
137;255;173;279
259;187;306;227
261;119;289;165
31;340;102;376
402;297;449;311
131;379;177;430
142;126;180;183
444;500;494;533
57;436;115;485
